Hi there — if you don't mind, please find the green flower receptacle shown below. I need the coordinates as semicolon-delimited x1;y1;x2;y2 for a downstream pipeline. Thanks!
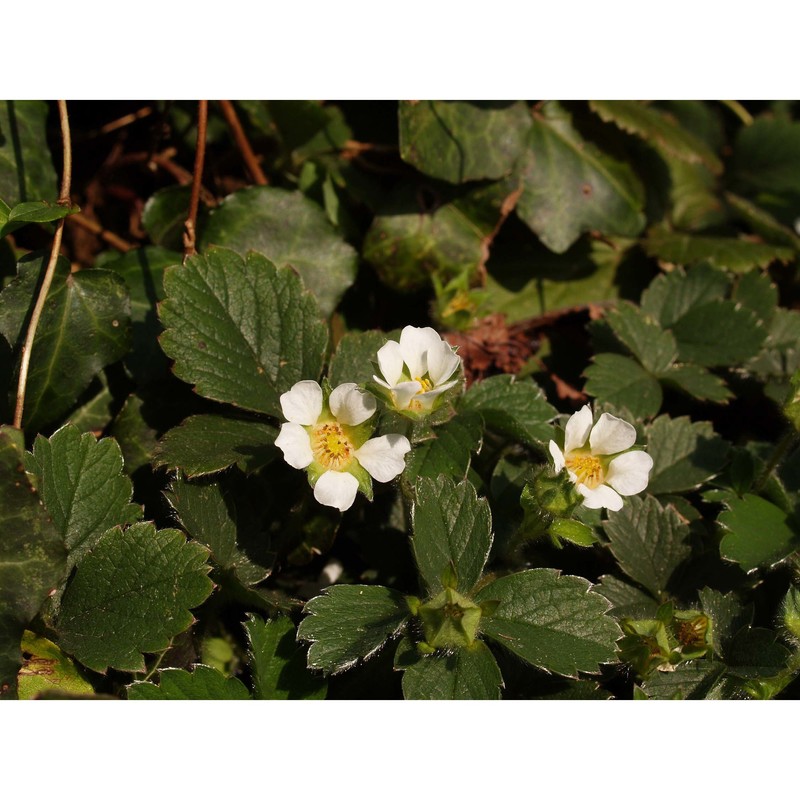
418;588;482;650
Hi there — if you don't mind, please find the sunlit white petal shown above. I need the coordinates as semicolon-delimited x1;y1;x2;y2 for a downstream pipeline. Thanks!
399;326;442;378
576;483;623;511
392;380;423;410
606;450;654;496
329;383;377;426
275;423;313;469
426;340;461;386
589;413;636;455
354;434;411;482
415;379;459;409
279;380;322;426
564;404;593;453
313;470;360;512
376;340;405;386
548;440;566;472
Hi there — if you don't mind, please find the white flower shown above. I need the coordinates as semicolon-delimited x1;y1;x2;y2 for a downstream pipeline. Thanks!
373;325;462;413
548;405;653;512
275;380;411;512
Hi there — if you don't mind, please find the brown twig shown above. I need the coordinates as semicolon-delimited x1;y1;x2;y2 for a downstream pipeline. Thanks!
183;101;208;260
14;100;72;429
218;100;268;186
68;212;133;252
80;106;154;140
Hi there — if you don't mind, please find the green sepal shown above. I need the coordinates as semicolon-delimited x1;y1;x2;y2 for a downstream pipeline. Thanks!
548;518;597;548
418;587;482;650
618;618;673;677
671;609;713;659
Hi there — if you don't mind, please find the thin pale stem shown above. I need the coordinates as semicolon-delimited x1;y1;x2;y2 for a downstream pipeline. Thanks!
721;100;754;126
218;100;268;186
68;212;133;252
13;100;72;429
183;100;208;260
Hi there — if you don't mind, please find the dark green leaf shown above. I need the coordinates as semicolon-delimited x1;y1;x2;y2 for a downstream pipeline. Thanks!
398;100;531;184
200;187;358;316
603;496;691;599
725;192;800;249
141;186;204;251
403;411;482;483
725;628;791;679
718;493;800;572
0;200;77;239
66;373;115;433
0;253;131;432
0;100;57;206
698;588;753;659
412;477;492;596
604;302;678;374
659;363;732;403
594;575;660;620
641;660;730;700
297;584;409;675
732;117;800;199
328;329;390;387
243;614;326;699
461;375;557;446
516;102;645;253
647;415;729;494
399;640;502;700
475;569;621;677
127;665;249;700
159;248;328;418
732;269;779;327
109;394;159;474
166;476;270;586
0;428;67;699
57;522;213;673
26;424;141;569
589;100;723;174
584;353;663;418
640;264;729;328
154;414;277;477
665;159;726;232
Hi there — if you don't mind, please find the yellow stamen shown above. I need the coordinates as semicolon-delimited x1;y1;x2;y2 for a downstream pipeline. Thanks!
414;376;434;393
311;423;353;470
566;452;605;489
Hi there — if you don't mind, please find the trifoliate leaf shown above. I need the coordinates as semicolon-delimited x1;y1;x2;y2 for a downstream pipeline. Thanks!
411;477;492;596
158;248;328;418
57;523;213;673
603;496;691;599
200;187;358;317
243;614;326;699
475;569;621;677
640;264;729;328
154;414;277;477
584;353;663;418
127;665;249;700
403;411;482;483
398;100;532;184
603;302;678;374
297;584;409;676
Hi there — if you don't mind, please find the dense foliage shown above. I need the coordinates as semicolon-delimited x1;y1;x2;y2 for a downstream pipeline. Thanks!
2;99;800;700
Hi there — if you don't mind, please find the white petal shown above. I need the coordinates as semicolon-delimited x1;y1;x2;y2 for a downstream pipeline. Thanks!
329;383;377;426
354;434;411;483
275;423;313;469
399;326;442;379
577;482;623;511
313;470;360;512
414;379;459;410
426;340;461;386
564;405;594;454
392;380;423;410
376;340;405;386
606;450;654;496
548;440;566;472
279;380;322;425
589;413;637;455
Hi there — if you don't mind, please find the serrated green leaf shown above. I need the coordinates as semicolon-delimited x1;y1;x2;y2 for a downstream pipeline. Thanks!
399;640;502;700
698;588;753;659
589;100;723;174
594;575;660;620
0;101;57;206
127;665;249;700
644;229;794;272
26;424;141;569
665;158;726;232
602;496;691;599
641;660;730;700
475;569;621;677
725;192;800;249
158;248;328;418
200;187;357;316
640;264;729;328
66;373;115;434
460;375;557;446
725;628;791;679
647;415;729;494
0;200;77;239
412;477;492;596
732;117;800;200
516;102;645;253
604;302;678;374
659;363;732;403
718;493;800;572
732;269;779;327
328;329;390;387
243;614;326;699
297;584;409;675
0;253;131;432
109;394;159;474
0;428;67;699
17;630;94;699
398;100;531;184
403;411;482;483
584;353;663;418
166;476;270;586
154;414;277;477
57;522;213;673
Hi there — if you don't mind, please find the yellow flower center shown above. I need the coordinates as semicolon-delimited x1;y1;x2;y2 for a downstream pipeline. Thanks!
565;452;605;489
311;423;353;470
414;376;434;393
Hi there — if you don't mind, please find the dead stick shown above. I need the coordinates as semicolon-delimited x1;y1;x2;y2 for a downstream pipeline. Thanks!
218;100;268;186
68;212;133;252
14;100;72;429
183;100;208;260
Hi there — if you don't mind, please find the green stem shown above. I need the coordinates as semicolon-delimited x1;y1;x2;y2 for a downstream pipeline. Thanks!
143;644;171;682
753;429;799;493
721;100;754;126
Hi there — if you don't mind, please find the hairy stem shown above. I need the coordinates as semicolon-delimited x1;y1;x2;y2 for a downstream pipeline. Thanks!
183;100;208;260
